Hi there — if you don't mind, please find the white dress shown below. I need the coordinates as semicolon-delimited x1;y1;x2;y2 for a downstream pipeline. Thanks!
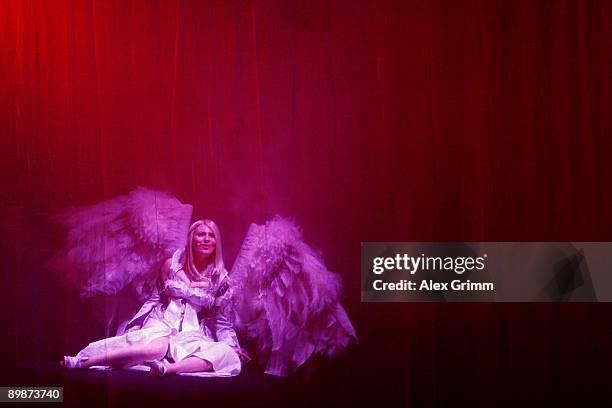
75;250;242;376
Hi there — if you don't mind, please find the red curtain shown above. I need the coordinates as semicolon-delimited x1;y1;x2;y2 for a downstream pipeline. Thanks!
2;0;611;402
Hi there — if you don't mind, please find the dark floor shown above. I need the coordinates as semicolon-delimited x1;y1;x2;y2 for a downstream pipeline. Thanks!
10;362;311;407
5;355;611;408
5;348;402;408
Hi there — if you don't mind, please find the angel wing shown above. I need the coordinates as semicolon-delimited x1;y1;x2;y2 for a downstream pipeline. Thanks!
230;216;358;376
51;187;192;335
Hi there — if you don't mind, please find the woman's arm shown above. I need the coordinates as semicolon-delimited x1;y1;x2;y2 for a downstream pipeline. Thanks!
176;269;193;286
164;277;216;308
189;279;211;288
176;268;211;289
125;258;172;333
160;258;172;281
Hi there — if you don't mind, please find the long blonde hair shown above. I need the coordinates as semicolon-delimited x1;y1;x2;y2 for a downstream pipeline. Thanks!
184;219;225;281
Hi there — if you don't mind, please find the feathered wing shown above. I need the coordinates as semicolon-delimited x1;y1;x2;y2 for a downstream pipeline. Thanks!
51;187;192;334
231;216;358;376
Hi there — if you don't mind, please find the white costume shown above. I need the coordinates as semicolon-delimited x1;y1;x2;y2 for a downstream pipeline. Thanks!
75;249;242;377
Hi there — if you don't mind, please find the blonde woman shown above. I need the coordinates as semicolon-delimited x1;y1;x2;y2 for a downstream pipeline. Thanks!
62;220;246;377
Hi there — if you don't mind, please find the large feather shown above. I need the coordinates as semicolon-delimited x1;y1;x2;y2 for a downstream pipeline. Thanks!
51;187;192;334
231;216;357;376
52;187;192;299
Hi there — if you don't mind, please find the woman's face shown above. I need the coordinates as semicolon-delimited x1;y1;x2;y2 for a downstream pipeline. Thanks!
192;224;216;258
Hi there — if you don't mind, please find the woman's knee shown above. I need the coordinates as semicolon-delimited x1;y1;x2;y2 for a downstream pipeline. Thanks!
145;338;168;360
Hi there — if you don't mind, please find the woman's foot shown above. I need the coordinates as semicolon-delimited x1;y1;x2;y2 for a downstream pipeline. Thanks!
146;360;169;378
61;356;88;369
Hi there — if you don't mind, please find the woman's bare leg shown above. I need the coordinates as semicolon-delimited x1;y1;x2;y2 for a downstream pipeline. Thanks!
166;357;212;374
79;337;169;369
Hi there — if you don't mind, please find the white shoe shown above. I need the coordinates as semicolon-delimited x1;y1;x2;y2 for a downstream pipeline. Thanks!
61;356;88;369
146;360;168;378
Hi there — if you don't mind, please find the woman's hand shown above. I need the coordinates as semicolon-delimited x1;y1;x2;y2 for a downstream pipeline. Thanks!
189;277;211;289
